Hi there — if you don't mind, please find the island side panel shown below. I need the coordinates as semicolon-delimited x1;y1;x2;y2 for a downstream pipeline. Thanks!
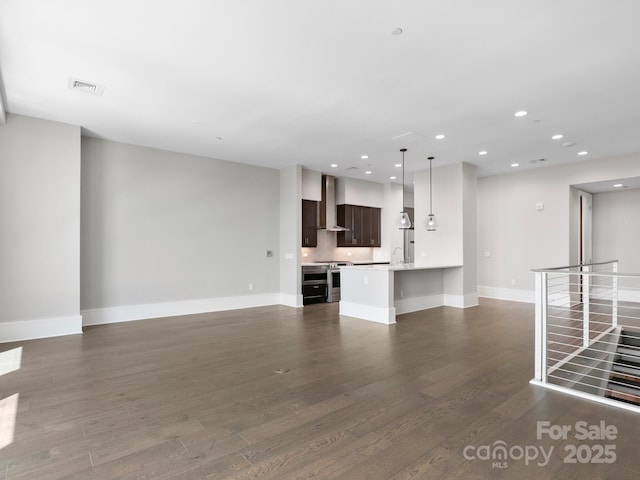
394;268;445;315
339;267;396;324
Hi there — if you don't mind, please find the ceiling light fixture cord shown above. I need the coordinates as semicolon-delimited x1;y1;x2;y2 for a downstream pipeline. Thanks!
427;156;437;231
397;149;411;230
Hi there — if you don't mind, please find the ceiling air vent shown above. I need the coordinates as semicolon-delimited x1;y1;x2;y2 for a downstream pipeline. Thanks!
67;78;105;96
344;166;360;171
529;158;547;164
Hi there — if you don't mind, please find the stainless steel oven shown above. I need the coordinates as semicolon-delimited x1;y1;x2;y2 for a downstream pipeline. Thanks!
302;265;328;305
327;265;341;303
326;262;352;303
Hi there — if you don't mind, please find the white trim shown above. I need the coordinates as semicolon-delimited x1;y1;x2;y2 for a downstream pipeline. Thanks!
443;293;479;308
82;294;281;326
279;293;304;308
0;315;82;343
481;286;640;305
395;294;443;315
339;301;396;325
478;285;535;303
530;379;640;414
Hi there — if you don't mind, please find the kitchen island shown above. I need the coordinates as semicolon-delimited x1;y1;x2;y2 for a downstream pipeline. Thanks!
339;263;472;324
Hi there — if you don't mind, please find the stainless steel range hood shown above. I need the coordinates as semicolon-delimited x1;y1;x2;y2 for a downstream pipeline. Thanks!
318;175;349;232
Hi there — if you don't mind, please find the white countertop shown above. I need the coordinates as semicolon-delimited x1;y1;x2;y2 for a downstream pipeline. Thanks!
343;263;462;271
302;261;391;267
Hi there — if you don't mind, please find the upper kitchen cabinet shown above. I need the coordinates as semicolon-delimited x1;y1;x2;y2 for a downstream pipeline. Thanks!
336;204;381;247
366;206;381;246
302;199;318;247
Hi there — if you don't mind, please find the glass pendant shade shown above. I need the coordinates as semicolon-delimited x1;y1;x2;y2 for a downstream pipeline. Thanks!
427;213;437;231
398;211;412;229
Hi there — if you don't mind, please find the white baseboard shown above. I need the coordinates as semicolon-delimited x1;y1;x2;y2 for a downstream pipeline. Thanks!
82;293;281;326
0;315;83;343
339;301;396;325
395;294;444;315
479;286;640;306
478;285;535;303
444;293;479;308
279;293;304;308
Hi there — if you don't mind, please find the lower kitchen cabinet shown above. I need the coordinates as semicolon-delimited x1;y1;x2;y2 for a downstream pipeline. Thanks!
336;204;381;247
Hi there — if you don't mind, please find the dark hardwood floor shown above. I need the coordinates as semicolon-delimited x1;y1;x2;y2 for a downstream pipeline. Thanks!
1;298;638;479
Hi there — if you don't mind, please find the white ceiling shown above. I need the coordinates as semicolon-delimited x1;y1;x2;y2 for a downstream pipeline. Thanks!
2;0;640;185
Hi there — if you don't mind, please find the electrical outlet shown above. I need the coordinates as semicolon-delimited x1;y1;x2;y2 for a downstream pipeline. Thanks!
400;290;404;298
249;283;253;290
266;250;273;257
511;279;517;286
364;276;368;285
484;251;490;258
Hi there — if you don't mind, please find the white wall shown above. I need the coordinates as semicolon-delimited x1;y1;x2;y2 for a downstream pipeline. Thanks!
81;137;281;322
414;162;478;307
593;188;640;273
478;153;640;301
0;114;82;341
301;168;321;201
336;177;384;208
374;183;404;262
279;165;302;307
414;163;464;266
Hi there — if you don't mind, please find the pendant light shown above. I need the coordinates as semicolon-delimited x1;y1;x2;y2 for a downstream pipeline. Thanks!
427;156;437;231
397;148;412;229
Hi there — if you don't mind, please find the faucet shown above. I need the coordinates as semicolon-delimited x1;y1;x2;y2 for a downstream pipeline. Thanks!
392;247;404;264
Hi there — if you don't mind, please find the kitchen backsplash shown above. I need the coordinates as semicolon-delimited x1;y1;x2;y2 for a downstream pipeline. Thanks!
301;230;374;262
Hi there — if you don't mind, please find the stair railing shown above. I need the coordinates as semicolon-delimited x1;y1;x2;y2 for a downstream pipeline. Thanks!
531;260;640;413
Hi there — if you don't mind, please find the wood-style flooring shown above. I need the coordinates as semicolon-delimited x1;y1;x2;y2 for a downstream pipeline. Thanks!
1;299;639;479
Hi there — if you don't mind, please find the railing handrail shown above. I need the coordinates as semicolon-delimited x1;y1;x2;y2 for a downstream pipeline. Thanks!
546;272;639;279
531;259;618;273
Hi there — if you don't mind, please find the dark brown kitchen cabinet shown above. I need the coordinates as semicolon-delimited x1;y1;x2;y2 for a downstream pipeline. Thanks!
336;204;381;247
302;199;318;247
367;207;381;246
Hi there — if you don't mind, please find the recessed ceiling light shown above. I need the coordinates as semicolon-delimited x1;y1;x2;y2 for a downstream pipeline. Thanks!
361;155;369;159
478;151;488;156
392;27;403;35
330;164;338;168
613;183;625;188
552;134;564;140
435;134;446;140
511;163;520;167
390;176;397;180
395;163;402;167
514;110;528;117
365;171;372;175
578;151;588;156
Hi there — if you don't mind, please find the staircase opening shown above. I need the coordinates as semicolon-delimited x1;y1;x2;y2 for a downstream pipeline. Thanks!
606;329;640;405
531;260;640;413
